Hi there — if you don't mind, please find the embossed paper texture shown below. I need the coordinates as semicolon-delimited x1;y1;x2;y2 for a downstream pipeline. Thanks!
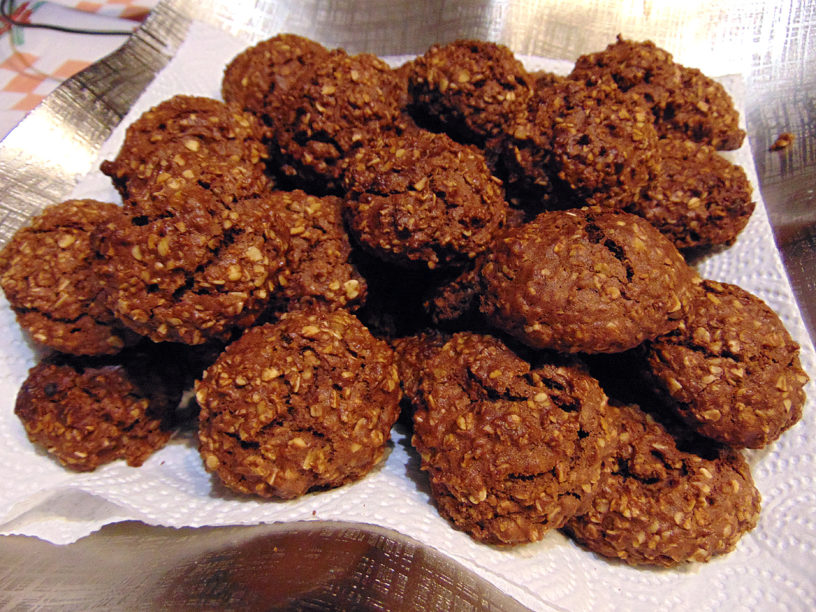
1;22;814;612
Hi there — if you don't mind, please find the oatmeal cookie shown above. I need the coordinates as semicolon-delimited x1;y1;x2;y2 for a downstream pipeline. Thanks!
14;347;181;472
343;130;507;269
270;49;403;193
570;36;745;150
93;186;288;344
101;95;270;211
631;138;755;251
563;402;761;566
196;308;401;499
268;189;367;312
412;332;615;545
479;209;698;353
408;39;533;144
645;280;808;449
0;199;138;355
221;33;329;132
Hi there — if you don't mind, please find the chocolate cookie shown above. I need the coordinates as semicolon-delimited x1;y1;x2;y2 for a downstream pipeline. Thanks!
94;187;288;344
14;348;181;472
645;280;808;449
630;138;755;251
268;189;367;312
0;199;137;355
343;130;507;269
101;95;270;211
563;402;761;566
570;36;745;150
412;332;615;545
221;33;329;133
270;49;402;193
496;76;658;212
408;39;533;144
196;308;401;499
479;209;698;353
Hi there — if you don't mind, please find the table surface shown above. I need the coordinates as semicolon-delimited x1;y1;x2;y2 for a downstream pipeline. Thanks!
0;1;814;609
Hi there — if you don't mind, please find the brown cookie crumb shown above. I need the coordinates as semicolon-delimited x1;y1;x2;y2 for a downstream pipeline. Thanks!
0;199;138;355
15;348;182;472
769;132;794;151
563;402;761;566
412;332;615;545
645;280;808;449
196;308;401;499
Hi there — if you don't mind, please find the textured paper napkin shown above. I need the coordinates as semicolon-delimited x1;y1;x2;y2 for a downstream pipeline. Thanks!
1;21;815;611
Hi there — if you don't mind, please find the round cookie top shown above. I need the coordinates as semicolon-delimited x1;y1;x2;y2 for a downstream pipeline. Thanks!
101;95;270;211
343;130;507;269
268;189;367;312
195;308;401;499
407;39;533;144
221;33;329;130
645;280;808;449
0;199;137;355
630;138;755;252
94;187;288;345
14;348;181;472
270;49;403;193
411;332;615;545
542;77;660;210
479;208;698;353
563;402;761;566
570;36;745;150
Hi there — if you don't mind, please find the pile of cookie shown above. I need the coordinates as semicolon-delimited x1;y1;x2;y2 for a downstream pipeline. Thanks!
1;34;809;567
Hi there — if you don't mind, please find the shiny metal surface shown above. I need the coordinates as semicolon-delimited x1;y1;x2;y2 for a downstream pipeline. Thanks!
0;0;814;609
0;520;530;611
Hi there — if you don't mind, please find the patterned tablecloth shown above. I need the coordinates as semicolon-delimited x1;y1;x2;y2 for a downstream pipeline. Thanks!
0;0;157;138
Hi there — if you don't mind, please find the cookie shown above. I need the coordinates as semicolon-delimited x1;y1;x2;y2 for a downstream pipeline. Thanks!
343;129;507;269
270;49;402;193
14;347;182;472
101;95;270;212
479;209;698;353
268;189;367;312
570;36;745;150
645;280;808;449
408;39;533;144
563;402;761;566
0;199;138;355
93;186;288;344
630;138;755;251
390;329;449;411
221;33;329;133
196;308;401;499
412;332;615;545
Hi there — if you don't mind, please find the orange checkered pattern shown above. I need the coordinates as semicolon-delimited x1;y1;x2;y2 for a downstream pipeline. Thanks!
0;0;157;136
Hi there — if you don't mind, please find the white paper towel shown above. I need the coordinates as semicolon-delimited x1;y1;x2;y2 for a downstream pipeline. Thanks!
1;21;815;612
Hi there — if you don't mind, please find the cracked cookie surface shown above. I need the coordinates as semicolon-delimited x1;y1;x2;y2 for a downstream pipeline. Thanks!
0;199;138;355
411;332;615;545
93;186;288;344
479;209;698;353
343;129;507;269
645;280;808;448
196;308;401;499
14;347;182;472
563;402;761;566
